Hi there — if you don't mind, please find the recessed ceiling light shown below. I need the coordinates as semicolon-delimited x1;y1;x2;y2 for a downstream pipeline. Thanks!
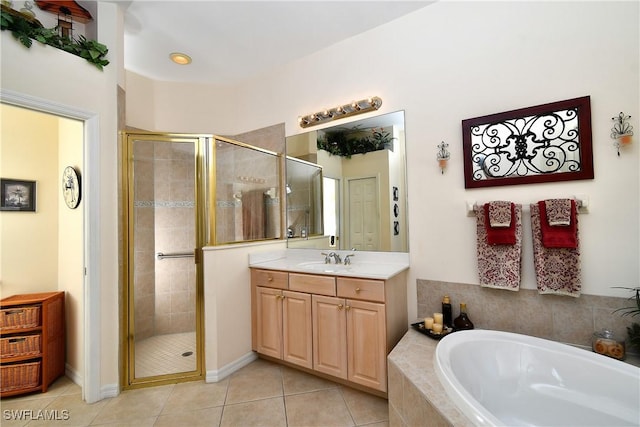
169;52;192;65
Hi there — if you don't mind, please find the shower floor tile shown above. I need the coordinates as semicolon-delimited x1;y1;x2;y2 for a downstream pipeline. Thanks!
135;332;196;378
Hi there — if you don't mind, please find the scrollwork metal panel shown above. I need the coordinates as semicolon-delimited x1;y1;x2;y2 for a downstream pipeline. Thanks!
462;96;593;188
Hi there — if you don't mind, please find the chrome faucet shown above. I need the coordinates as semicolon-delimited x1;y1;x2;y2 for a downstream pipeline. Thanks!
343;253;355;265
321;251;342;264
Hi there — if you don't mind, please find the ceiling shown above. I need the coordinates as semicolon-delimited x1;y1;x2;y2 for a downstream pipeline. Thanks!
111;1;432;86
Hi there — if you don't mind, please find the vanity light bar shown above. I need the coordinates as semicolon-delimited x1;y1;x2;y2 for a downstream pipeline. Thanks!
298;96;382;128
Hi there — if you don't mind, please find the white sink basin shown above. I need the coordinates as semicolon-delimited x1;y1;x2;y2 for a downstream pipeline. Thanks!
296;261;353;273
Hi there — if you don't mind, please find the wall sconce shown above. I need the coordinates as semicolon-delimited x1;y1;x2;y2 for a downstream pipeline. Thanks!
298;96;382;128
611;112;634;156
437;141;450;174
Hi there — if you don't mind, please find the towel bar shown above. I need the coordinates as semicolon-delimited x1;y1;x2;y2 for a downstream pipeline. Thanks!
157;251;195;260
466;195;589;217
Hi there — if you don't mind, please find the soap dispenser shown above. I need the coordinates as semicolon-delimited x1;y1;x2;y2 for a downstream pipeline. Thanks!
453;303;474;331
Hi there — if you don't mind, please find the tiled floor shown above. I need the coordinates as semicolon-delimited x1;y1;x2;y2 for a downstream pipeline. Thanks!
135;332;196;378
1;358;389;426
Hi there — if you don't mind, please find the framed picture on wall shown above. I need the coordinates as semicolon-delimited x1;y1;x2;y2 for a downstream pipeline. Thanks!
1;178;36;212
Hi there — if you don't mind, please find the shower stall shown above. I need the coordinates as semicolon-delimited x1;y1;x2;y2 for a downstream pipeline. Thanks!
122;132;282;388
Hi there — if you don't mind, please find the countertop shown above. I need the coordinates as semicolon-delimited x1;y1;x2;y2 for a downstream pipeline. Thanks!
248;249;409;280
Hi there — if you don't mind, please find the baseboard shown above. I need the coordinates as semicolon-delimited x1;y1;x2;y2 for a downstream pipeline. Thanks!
64;363;82;386
100;384;119;399
206;351;257;383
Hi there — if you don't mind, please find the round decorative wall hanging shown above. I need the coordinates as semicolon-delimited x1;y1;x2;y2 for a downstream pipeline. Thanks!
62;166;81;209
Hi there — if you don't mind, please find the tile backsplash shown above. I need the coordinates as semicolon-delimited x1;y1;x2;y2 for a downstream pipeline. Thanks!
417;279;638;354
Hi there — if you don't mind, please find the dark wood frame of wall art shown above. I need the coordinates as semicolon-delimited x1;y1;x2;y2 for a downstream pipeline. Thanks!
1;178;37;211
462;96;594;188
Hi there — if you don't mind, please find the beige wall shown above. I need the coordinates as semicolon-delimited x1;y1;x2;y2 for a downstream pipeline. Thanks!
1;1;122;399
57;116;85;379
1;104;59;294
0;104;85;381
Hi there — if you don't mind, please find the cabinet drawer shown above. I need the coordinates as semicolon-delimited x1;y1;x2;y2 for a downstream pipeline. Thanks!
0;306;41;331
289;273;336;296
337;278;385;302
251;269;288;289
1;334;41;358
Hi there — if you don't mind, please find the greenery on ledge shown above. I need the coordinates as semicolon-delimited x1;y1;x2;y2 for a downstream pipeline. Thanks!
613;286;640;352
1;5;109;70
317;126;395;158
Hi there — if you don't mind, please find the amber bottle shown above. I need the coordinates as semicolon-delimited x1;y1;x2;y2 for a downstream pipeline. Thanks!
453;303;474;331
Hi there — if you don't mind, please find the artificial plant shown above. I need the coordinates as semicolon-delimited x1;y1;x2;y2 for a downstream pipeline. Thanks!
613;287;640;351
1;6;109;70
317;126;395;158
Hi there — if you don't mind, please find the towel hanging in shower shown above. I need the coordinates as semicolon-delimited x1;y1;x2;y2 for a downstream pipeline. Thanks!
475;203;522;291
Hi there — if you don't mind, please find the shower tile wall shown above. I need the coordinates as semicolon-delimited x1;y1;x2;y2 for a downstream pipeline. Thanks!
133;141;156;341
153;142;196;335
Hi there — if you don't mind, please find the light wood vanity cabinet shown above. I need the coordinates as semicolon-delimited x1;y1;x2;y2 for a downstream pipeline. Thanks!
254;287;313;369
251;268;407;395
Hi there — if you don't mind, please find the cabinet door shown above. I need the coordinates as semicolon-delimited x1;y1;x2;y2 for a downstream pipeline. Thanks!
346;299;387;392
255;286;283;359
312;295;347;379
282;291;313;369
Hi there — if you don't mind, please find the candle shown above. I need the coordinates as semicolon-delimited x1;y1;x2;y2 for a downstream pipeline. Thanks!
432;323;443;334
424;317;434;329
433;312;443;325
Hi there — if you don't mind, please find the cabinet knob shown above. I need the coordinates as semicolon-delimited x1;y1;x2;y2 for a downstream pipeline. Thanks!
355;287;361;293
267;276;273;282
337;304;343;310
345;305;351;310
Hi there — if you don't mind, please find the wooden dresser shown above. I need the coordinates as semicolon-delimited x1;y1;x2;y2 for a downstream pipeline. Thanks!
0;291;65;397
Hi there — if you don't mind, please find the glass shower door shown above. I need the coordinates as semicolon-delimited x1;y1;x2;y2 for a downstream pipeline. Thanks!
124;133;205;386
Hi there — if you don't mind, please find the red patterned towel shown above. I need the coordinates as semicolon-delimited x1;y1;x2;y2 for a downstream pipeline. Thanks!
531;203;581;297
539;200;577;249
483;202;516;245
476;204;522;291
545;199;572;226
488;200;512;227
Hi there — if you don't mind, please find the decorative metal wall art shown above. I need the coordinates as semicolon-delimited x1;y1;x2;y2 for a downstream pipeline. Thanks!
462;96;594;188
610;112;633;156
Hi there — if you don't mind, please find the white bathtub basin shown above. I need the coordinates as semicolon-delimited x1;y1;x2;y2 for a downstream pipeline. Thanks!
435;329;640;427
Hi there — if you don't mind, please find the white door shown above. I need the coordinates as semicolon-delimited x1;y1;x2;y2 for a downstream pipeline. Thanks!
347;177;379;251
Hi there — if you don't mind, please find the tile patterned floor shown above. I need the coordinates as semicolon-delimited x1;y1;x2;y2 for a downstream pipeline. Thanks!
135;332;196;378
1;359;389;426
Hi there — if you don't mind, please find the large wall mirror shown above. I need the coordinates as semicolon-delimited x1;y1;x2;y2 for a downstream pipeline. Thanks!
285;111;408;252
462;96;594;188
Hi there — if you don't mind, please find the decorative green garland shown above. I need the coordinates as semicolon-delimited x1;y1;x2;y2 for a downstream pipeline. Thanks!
317;126;395;158
1;6;109;70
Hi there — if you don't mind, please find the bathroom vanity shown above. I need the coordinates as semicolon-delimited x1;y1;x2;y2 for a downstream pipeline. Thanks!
249;250;409;395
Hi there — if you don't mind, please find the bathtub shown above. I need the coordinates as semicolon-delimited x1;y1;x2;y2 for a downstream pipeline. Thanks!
434;330;640;427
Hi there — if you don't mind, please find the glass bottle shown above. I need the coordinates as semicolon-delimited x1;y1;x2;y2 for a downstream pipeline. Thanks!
453;303;474;331
442;295;452;329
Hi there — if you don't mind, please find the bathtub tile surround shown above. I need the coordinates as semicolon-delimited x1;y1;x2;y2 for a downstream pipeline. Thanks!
417;280;638;353
388;330;471;427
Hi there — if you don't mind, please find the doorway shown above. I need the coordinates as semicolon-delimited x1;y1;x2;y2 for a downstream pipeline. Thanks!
346;176;379;251
122;132;208;388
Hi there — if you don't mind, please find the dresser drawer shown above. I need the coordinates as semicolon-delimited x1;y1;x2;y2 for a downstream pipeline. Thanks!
1;334;41;358
289;273;336;296
0;306;41;331
251;269;288;289
337;278;385;302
